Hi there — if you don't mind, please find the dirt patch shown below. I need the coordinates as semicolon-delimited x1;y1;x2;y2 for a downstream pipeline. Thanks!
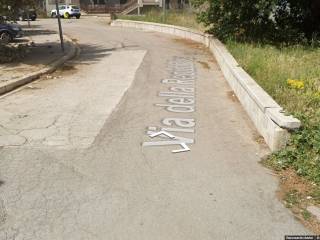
59;64;77;72
208;58;217;64
197;61;210;69
264;166;320;233
31;63;78;86
226;90;239;103
172;38;206;51
253;133;265;145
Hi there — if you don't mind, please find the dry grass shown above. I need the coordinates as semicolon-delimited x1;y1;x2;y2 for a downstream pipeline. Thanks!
271;168;320;233
226;42;320;118
117;9;205;31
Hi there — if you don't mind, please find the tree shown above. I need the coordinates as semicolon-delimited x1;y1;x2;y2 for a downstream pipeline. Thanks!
194;0;320;43
0;0;36;20
274;0;320;40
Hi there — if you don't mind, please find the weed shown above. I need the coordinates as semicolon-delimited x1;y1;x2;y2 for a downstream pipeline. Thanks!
302;209;312;220
284;190;300;208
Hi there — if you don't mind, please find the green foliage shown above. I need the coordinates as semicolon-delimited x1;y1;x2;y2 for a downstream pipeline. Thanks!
311;188;320;203
226;41;320;184
284;190;301;208
270;121;320;183
194;0;276;41
193;0;320;43
302;209;312;220
0;44;28;63
275;0;320;40
0;0;36;20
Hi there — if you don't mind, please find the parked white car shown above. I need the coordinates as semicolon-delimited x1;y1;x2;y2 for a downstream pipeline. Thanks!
51;5;81;19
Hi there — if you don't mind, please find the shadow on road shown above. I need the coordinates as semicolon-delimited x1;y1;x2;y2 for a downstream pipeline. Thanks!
1;42;112;69
72;44;114;65
23;29;57;36
11;38;30;44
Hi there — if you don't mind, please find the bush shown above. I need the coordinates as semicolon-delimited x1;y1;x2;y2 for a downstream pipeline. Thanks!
194;0;320;43
273;0;320;43
0;44;28;63
194;0;275;41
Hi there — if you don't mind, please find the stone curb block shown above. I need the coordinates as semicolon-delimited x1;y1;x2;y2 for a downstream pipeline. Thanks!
0;35;78;96
111;19;301;151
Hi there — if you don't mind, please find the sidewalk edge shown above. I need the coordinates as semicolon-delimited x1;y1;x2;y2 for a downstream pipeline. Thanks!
0;35;79;96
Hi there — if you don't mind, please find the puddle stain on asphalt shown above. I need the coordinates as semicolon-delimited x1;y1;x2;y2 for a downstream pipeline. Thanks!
197;60;210;70
226;90;239;103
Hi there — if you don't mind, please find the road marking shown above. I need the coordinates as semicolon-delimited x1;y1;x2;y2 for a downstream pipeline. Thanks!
143;128;193;153
149;130;175;139
143;56;197;154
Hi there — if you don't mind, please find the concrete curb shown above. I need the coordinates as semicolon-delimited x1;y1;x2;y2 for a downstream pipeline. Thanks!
0;35;79;96
111;19;301;151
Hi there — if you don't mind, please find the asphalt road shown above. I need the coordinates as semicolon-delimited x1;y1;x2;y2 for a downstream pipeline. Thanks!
0;18;309;239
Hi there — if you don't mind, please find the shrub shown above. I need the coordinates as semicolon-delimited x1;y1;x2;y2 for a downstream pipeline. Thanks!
0;44;28;63
194;0;320;43
194;0;276;41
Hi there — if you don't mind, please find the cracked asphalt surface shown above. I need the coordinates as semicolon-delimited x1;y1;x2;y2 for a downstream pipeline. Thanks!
0;18;309;239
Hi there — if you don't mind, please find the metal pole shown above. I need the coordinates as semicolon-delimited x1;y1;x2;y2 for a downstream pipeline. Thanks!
55;0;65;52
27;9;30;28
162;0;165;21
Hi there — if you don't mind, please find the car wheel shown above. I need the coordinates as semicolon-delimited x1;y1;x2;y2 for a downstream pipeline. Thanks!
76;15;80;19
64;12;70;19
31;17;36;21
51;12;56;18
0;32;11;44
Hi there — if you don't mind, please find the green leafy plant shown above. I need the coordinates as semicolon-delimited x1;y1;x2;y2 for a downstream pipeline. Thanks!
193;0;320;43
284;190;301;208
302;209;312;220
0;0;36;21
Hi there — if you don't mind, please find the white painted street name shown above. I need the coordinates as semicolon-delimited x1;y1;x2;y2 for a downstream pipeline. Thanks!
143;56;196;153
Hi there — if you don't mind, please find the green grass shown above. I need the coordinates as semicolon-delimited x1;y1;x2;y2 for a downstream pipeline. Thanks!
117;9;204;31
284;190;301;208
226;41;320;184
302;209;312;220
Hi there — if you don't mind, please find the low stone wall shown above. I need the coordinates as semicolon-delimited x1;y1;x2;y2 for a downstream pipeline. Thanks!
111;19;301;151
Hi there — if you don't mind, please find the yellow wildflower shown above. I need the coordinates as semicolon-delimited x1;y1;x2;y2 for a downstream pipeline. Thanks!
287;79;305;90
314;91;320;98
